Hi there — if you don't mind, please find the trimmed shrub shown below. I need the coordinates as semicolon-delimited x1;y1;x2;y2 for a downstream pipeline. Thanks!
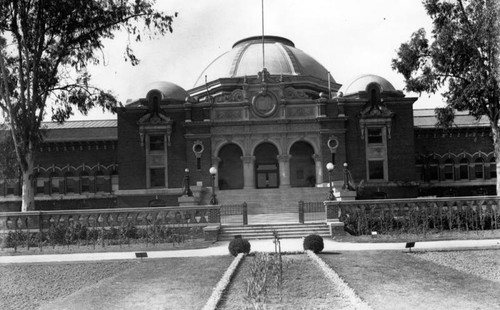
228;237;251;256
303;234;324;253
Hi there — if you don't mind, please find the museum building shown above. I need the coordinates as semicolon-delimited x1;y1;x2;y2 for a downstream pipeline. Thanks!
0;36;496;211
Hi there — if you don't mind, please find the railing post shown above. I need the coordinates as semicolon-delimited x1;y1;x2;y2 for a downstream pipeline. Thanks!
242;202;248;226
298;201;304;224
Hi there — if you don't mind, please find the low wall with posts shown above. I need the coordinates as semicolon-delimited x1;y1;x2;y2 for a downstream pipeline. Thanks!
0;205;221;242
326;196;500;236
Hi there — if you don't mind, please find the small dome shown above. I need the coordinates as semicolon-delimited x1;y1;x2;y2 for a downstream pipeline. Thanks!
144;81;188;102
193;36;335;87
339;74;396;97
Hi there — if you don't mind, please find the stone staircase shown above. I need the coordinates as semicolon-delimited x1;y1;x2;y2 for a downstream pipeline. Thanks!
215;187;334;240
217;187;327;214
218;223;331;241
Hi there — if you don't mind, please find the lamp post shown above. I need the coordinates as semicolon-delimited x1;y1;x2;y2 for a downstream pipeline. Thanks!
182;168;193;197
326;162;335;200
209;166;218;205
342;162;349;190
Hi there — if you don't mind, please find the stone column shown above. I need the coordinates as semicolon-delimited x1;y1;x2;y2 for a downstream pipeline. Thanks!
241;155;255;189
313;154;324;186
277;155;291;188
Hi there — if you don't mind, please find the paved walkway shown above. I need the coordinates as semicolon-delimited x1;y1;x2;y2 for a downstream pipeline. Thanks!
1;238;499;264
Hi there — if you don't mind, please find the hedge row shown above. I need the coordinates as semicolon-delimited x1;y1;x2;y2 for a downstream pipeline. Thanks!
1;222;203;251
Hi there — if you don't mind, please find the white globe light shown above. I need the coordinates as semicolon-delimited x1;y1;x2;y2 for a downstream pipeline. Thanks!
326;162;334;171
209;167;217;175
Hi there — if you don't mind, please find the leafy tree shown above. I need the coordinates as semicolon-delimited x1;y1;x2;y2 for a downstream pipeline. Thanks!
0;0;177;211
392;0;500;194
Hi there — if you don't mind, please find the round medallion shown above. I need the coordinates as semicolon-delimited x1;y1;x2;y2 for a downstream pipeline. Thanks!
252;92;278;118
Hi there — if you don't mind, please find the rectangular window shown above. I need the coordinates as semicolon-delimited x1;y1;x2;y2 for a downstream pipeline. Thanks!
150;168;165;187
368;161;384;180
367;128;383;144
149;135;165;151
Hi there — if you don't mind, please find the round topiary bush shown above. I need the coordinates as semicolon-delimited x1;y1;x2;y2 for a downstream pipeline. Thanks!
228;237;251;256
303;234;324;253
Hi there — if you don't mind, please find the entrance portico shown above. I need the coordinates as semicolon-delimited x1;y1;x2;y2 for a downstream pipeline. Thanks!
214;137;323;190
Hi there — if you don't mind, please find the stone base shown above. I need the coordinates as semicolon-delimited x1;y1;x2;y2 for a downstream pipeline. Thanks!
327;220;345;236
334;189;357;201
203;225;220;241
178;195;199;206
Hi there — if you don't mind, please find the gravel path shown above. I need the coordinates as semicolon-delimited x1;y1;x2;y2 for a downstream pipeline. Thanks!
414;249;500;283
0;261;138;310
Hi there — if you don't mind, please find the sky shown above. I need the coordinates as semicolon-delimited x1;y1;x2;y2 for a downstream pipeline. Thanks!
81;0;440;120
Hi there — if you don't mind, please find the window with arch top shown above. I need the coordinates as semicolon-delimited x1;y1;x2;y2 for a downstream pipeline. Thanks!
459;158;469;180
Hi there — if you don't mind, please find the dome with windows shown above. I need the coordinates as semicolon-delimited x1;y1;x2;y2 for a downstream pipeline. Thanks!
143;81;189;102
193;35;335;88
338;74;400;97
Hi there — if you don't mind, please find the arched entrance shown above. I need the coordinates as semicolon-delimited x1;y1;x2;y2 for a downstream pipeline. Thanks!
290;141;316;187
218;143;244;190
254;142;279;188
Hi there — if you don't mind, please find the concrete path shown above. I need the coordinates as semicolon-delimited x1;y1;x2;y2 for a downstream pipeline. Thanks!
1;238;499;264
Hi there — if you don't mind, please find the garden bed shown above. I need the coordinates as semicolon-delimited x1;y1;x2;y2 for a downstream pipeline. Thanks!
219;253;355;309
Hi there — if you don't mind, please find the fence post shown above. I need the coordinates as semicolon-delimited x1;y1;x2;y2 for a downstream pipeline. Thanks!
298;201;304;224
242;202;248;226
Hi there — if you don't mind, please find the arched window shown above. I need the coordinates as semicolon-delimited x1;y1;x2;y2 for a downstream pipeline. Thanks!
444;158;454;180
474;158;484;179
49;172;62;195
80;171;91;193
65;171;77;194
35;171;48;195
95;171;109;192
459;158;469;180
429;159;439;181
490;157;497;179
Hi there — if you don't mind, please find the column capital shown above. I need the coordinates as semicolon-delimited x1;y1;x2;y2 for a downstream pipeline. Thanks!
240;155;255;164
312;154;321;162
277;155;291;162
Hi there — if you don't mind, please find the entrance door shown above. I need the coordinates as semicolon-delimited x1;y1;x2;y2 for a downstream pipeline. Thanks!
254;142;280;189
256;163;279;188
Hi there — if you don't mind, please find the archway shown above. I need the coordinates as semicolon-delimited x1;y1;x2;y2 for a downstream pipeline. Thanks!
254;142;279;188
218;143;244;190
290;141;316;187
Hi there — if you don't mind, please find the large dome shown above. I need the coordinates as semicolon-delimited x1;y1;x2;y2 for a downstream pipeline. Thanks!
193;36;335;87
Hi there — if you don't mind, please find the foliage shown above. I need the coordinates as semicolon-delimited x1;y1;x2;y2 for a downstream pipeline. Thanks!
244;252;290;308
340;202;500;236
0;222;203;251
0;129;18;179
228;237;251;257
303;234;324;254
0;0;177;211
392;0;500;194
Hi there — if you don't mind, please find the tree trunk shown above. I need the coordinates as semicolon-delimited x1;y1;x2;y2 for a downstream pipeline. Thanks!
492;125;500;196
21;153;35;212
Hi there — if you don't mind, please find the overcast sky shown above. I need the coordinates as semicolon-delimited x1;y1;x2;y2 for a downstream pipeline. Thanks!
82;0;440;120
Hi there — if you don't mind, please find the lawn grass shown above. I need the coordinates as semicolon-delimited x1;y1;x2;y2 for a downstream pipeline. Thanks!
333;228;500;243
319;250;500;310
219;254;354;310
0;238;213;256
1;256;233;310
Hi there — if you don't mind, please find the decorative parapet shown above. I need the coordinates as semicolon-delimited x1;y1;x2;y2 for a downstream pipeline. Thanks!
0;205;222;232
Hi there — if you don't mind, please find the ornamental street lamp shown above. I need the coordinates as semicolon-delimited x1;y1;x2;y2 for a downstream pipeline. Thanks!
182;168;193;197
326;162;335;200
209;166;218;205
